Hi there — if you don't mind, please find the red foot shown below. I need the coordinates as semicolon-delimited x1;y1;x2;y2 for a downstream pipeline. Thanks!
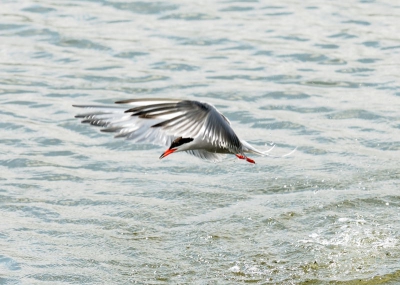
246;157;255;164
236;154;245;160
235;154;255;164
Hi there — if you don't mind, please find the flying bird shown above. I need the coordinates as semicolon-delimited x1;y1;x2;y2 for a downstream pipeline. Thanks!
73;98;274;164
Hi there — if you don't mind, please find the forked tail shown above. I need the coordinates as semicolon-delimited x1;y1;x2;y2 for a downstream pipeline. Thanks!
241;140;297;157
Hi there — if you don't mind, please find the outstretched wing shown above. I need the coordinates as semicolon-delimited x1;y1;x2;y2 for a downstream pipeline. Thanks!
73;98;241;153
185;150;226;162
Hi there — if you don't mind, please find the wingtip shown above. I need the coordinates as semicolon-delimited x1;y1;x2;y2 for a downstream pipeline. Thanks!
115;98;182;104
115;100;128;104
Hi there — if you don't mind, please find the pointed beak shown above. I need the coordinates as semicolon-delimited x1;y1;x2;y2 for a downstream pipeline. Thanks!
159;148;177;159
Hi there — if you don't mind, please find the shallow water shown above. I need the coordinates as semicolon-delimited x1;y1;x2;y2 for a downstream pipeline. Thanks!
1;0;400;284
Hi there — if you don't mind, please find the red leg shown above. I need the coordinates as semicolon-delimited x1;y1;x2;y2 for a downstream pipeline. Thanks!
236;154;255;164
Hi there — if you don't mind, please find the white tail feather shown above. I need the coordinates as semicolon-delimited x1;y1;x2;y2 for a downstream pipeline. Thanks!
241;140;297;158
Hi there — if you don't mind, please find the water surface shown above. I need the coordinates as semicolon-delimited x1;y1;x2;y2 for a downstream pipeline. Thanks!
1;0;400;284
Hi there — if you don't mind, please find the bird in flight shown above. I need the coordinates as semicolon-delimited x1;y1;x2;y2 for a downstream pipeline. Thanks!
73;98;274;164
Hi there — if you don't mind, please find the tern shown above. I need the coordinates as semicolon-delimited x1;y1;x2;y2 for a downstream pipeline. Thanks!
73;98;275;164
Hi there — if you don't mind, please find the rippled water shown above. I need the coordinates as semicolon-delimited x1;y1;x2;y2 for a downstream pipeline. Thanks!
1;0;400;284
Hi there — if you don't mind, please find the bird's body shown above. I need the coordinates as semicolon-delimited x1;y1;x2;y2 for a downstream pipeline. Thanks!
73;98;269;163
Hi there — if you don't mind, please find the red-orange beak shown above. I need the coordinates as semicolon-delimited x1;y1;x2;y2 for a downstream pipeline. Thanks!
159;148;177;159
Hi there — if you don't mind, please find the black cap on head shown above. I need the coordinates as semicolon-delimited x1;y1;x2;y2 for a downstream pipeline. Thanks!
170;137;194;149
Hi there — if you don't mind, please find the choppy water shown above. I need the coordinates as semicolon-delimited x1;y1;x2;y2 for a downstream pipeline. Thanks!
1;0;400;284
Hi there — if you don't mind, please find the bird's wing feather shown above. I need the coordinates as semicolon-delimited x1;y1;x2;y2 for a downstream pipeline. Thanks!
73;99;241;152
202;106;241;152
185;150;226;162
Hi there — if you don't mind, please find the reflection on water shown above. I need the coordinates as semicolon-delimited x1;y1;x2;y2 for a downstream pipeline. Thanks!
1;0;400;283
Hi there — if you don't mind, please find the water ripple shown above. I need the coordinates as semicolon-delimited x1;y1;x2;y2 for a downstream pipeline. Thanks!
1;0;399;284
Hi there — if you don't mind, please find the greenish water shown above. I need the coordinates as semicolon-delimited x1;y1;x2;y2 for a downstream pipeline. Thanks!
1;0;400;284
